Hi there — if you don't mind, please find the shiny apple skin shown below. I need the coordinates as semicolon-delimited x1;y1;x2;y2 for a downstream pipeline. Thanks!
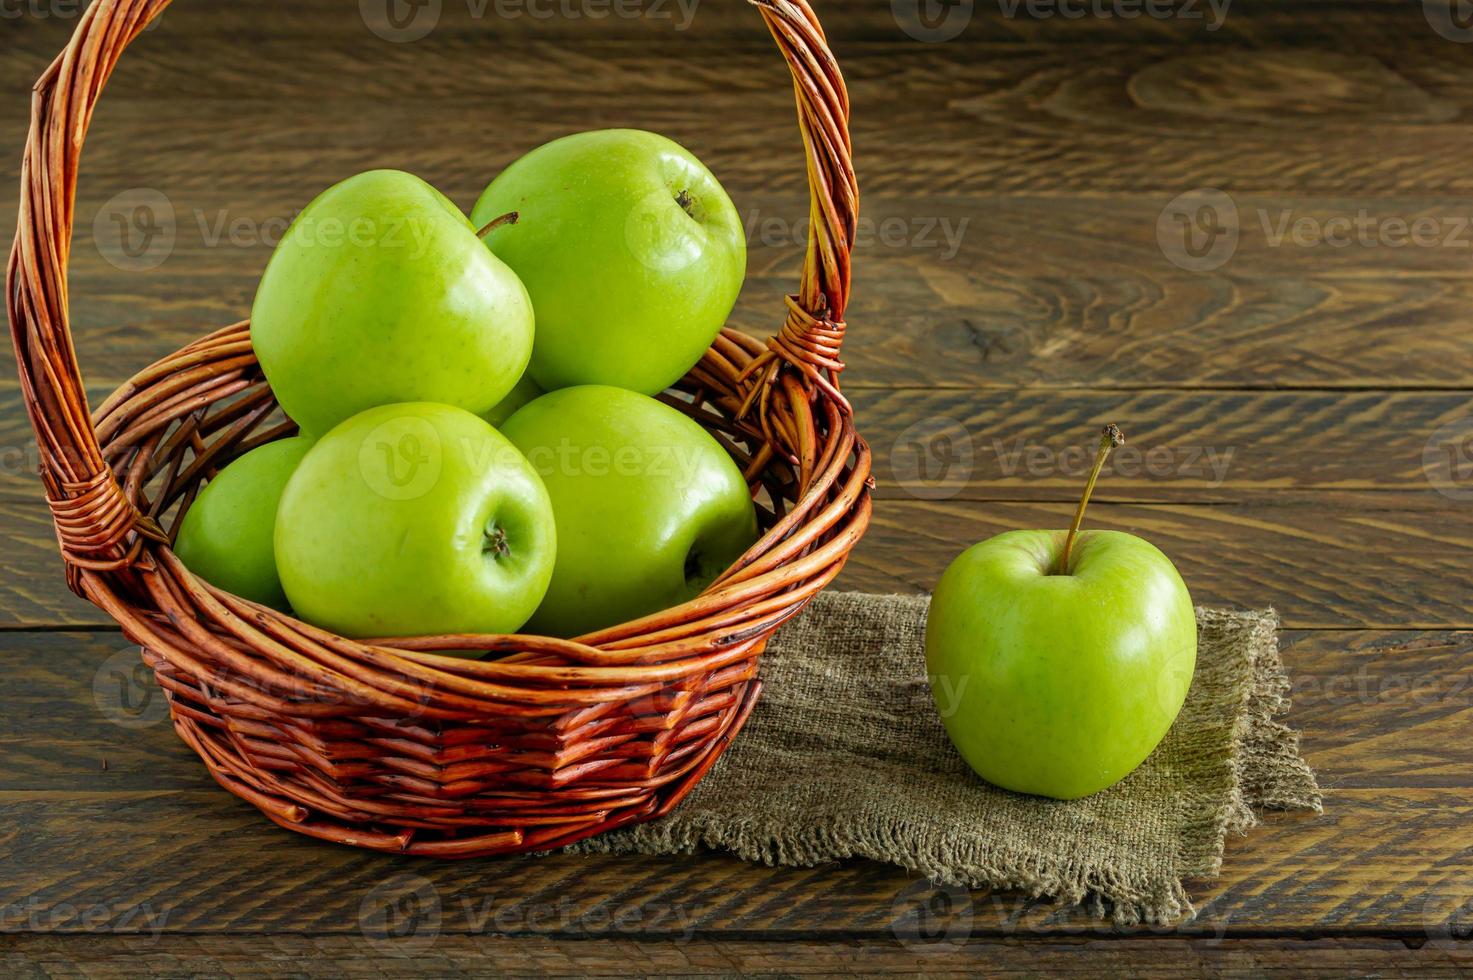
251;170;534;437
471;129;745;396
274;402;555;638
500;385;757;638
174;436;314;610
925;529;1197;800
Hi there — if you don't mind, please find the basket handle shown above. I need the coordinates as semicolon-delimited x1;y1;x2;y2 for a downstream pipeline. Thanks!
6;0;856;579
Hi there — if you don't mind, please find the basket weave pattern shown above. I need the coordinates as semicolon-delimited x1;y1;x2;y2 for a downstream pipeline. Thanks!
7;0;869;857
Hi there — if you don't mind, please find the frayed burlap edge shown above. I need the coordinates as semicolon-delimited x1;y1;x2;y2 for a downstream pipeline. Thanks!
571;597;1321;924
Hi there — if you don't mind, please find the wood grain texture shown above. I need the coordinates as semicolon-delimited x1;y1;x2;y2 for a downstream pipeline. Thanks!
0;934;1467;978
2;384;1467;502
5;6;1473;390
2;628;1471;939
0;492;1468;629
1;0;1471;965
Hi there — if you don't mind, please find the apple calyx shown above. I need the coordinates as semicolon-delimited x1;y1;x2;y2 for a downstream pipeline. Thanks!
674;188;695;219
476;211;520;239
483;524;512;561
1054;423;1125;576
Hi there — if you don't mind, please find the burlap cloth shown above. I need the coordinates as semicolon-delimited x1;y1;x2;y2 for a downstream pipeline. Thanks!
573;592;1321;923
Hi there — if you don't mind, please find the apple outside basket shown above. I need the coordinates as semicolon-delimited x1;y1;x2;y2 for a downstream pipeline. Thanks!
8;0;870;856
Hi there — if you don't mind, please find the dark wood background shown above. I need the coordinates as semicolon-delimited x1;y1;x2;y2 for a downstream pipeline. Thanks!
3;0;1472;975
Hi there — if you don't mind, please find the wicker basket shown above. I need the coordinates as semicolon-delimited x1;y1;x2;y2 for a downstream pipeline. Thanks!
7;0;869;857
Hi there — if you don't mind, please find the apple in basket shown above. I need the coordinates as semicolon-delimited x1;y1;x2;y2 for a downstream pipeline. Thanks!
501;385;758;638
251;169;534;437
173;435;315;611
924;426;1198;800
274;403;557;638
472;129;747;397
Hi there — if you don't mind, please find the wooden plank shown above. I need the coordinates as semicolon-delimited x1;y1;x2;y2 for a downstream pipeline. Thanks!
0;491;1467;629
5;12;1473;389
0;629;1469;938
849;493;1472;630
2;788;1461;939
5;195;1472;393
0;934;1468;978
3;627;1464;792
855;388;1473;500
2;385;1468;502
3;5;1471;198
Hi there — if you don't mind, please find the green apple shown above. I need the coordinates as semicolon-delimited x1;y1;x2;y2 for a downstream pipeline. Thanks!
252;170;534;436
275;403;556;638
482;373;543;428
173;436;314;610
471;129;745;395
500;385;757;638
924;427;1197;800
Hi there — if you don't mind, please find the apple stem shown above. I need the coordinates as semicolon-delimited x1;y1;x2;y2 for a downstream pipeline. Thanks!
1056;424;1125;575
484;525;511;560
476;211;519;239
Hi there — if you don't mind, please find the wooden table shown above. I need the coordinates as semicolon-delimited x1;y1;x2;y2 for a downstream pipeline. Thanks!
3;1;1471;975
